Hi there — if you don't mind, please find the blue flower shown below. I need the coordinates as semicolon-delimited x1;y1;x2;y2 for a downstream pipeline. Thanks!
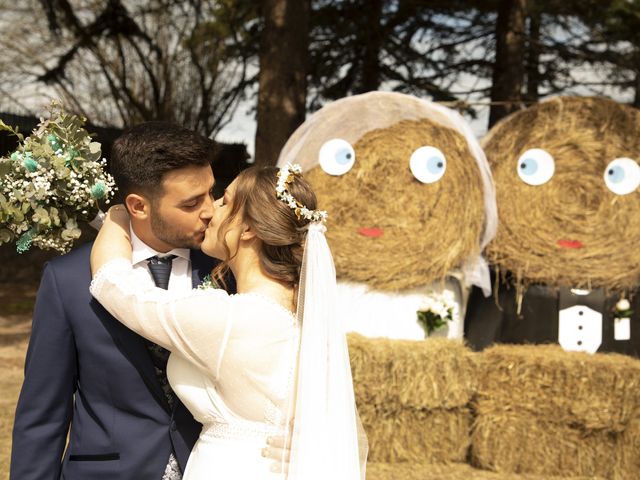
16;228;35;254
47;134;61;150
23;157;38;172
90;181;106;199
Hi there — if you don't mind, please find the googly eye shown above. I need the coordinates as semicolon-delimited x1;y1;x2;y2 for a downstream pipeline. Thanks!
409;146;447;184
603;157;640;195
517;148;555;186
319;139;355;176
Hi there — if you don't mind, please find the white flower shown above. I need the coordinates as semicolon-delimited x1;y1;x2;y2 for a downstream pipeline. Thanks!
616;298;631;311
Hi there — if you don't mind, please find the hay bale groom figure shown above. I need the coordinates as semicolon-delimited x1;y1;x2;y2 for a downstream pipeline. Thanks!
465;97;640;357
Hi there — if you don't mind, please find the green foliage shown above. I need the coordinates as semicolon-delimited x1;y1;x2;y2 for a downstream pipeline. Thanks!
416;308;453;336
0;102;116;253
0;119;23;142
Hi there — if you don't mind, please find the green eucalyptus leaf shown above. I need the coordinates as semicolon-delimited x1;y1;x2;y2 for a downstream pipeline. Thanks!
89;142;102;154
0;119;23;141
0;229;13;244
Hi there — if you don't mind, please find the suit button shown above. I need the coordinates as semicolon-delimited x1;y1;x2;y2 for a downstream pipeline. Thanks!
170;421;177;432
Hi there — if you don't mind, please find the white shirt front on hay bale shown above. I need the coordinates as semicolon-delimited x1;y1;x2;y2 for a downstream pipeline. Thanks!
336;277;465;341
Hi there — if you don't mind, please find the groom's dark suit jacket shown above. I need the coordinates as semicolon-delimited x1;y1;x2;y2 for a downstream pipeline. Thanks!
10;242;221;480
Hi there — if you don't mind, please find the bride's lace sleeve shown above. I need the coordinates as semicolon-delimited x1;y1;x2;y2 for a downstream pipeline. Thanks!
90;259;232;375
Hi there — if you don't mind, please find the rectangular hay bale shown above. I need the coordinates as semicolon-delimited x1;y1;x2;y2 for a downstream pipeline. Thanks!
348;333;478;411
470;412;617;478
477;344;640;432
366;462;606;480
358;403;471;464
614;411;640;480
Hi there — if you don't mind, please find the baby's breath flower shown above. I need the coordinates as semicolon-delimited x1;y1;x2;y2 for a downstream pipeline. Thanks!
0;102;117;253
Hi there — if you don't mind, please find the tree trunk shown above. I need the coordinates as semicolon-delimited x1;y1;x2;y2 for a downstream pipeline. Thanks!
635;70;640;108
489;0;528;127
354;0;384;94
634;50;640;108
525;11;541;102
254;0;310;166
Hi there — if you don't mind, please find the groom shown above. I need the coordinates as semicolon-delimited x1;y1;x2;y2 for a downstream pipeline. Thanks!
11;122;224;479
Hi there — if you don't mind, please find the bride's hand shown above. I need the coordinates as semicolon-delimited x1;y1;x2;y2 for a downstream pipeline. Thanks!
106;204;131;230
90;204;132;276
262;435;290;473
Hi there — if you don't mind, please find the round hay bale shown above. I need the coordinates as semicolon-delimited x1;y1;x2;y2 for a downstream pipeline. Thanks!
470;413;616;478
359;404;471;464
475;344;640;431
348;334;478;411
304;118;484;290
483;96;640;292
278;91;496;291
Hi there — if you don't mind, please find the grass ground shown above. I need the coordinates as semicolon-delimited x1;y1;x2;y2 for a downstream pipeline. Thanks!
0;283;37;480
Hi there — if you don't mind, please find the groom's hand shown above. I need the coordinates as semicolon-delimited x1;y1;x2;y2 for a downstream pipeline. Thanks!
262;435;290;473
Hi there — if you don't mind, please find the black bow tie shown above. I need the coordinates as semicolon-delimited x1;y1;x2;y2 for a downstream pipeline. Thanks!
146;255;177;290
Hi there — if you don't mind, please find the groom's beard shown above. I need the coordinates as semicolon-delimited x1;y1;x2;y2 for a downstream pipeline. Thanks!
150;212;202;250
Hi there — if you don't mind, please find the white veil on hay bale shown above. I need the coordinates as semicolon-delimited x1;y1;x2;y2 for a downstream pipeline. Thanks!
278;91;497;293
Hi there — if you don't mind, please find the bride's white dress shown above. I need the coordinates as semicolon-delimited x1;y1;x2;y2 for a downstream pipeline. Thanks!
90;259;299;479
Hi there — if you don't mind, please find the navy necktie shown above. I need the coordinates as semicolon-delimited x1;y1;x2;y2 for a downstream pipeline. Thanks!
145;254;177;410
147;255;177;290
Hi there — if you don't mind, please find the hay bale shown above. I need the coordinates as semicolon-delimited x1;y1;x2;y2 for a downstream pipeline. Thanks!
359;404;471;463
348;334;478;411
277;91;493;291
366;462;606;480
476;344;640;431
470;413;616;478
483;96;640;292
614;412;640;480
305;118;485;290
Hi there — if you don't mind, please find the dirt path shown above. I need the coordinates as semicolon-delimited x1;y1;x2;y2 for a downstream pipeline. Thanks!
0;283;37;480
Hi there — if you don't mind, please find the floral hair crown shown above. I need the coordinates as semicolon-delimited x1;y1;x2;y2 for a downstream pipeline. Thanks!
276;163;327;223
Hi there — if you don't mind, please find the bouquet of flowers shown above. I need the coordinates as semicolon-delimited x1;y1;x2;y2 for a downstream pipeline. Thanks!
416;290;458;336
0;102;116;253
196;274;217;290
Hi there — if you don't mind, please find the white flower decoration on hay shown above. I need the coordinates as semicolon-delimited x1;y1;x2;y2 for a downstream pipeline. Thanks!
416;290;459;336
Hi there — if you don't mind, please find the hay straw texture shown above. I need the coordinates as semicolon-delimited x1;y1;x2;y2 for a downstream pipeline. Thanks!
304;118;484;290
483;96;640;291
359;404;471;463
366;462;606;480
348;334;478;411
475;344;640;431
470;413;617;478
614;413;640;480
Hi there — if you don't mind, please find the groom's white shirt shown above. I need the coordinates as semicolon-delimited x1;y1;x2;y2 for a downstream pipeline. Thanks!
130;227;192;292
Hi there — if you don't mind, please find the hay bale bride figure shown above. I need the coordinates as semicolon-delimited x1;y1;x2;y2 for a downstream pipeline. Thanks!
278;91;497;340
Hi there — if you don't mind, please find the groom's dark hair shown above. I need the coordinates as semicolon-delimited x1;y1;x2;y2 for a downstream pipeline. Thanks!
110;121;215;201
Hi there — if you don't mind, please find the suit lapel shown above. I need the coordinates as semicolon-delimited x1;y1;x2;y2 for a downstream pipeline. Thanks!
190;249;214;288
93;298;171;413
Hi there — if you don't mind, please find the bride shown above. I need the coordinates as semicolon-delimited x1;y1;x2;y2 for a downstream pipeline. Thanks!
90;164;367;479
